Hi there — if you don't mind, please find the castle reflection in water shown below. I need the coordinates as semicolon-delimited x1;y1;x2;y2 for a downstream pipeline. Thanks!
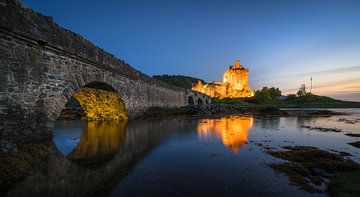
197;116;254;154
11;110;359;196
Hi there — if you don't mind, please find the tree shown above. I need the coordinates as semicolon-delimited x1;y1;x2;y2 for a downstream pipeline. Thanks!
297;84;307;97
254;86;282;103
269;87;281;98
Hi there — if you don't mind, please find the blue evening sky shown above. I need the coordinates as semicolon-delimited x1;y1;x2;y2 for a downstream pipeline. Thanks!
20;0;360;100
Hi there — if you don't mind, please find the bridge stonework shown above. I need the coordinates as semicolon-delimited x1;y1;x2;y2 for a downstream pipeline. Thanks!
0;0;210;151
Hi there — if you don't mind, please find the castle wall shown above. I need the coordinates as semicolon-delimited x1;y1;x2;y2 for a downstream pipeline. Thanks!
192;60;254;98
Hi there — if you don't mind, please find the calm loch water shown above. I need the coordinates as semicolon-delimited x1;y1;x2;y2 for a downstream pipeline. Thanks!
6;109;360;197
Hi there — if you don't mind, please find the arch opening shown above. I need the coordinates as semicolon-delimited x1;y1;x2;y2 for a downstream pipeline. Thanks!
197;98;203;106
54;81;128;158
58;82;128;121
188;96;195;106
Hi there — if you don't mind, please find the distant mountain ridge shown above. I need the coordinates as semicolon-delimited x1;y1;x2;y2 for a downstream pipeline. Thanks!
153;75;205;89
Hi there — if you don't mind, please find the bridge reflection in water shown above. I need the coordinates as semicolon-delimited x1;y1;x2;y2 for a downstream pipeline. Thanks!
197;116;254;154
67;121;127;165
7;116;254;196
7;119;197;196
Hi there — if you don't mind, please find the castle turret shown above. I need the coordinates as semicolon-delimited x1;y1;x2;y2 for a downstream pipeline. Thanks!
234;60;241;69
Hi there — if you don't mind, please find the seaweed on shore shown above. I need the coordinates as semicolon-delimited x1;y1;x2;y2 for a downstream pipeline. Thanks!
268;146;360;194
328;172;360;197
338;118;360;124
345;133;360;137
348;141;360;148
301;126;342;132
0;143;56;193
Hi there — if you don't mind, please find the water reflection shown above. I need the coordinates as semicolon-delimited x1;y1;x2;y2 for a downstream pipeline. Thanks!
257;116;281;129
68;121;127;165
53;121;85;156
197;116;253;154
6;109;360;196
8;119;194;196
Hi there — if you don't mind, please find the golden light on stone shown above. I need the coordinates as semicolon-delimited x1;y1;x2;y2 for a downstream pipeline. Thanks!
73;87;128;121
197;116;253;154
68;120;127;162
192;60;254;98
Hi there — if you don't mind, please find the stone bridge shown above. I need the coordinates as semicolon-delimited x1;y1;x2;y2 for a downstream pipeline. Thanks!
0;0;211;151
186;90;211;106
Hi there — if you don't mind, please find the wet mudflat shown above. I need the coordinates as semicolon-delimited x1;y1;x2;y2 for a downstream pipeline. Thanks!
4;109;360;197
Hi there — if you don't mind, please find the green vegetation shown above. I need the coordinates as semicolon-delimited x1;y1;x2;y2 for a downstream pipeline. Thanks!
270;162;322;193
213;89;360;108
253;87;282;103
153;75;205;89
280;94;360;108
328;172;360;197
297;84;307;97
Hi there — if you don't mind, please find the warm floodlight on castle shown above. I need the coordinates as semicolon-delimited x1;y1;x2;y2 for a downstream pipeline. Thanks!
192;60;254;98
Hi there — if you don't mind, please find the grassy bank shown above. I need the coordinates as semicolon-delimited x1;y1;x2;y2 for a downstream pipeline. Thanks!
212;94;360;108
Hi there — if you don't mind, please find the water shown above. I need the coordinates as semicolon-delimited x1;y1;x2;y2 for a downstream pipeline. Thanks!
6;109;360;196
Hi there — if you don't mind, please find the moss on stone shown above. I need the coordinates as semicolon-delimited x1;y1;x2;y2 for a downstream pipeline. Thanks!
269;162;322;193
73;87;128;121
0;143;56;192
328;172;360;197
268;146;360;193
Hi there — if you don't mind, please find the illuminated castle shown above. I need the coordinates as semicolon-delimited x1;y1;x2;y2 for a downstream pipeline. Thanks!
192;60;254;98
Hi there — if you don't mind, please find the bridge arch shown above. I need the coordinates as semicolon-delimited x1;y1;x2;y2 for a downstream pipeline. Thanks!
197;98;204;106
185;90;211;107
53;79;128;122
188;96;195;106
0;0;192;151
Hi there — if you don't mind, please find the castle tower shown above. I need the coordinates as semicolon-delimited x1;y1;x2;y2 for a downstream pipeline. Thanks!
192;59;254;98
234;60;241;69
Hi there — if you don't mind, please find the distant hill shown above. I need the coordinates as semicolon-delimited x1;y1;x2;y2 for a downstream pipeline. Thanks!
153;75;205;89
289;94;341;103
286;94;360;108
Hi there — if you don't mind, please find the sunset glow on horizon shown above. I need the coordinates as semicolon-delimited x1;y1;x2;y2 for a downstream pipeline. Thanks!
251;65;360;101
